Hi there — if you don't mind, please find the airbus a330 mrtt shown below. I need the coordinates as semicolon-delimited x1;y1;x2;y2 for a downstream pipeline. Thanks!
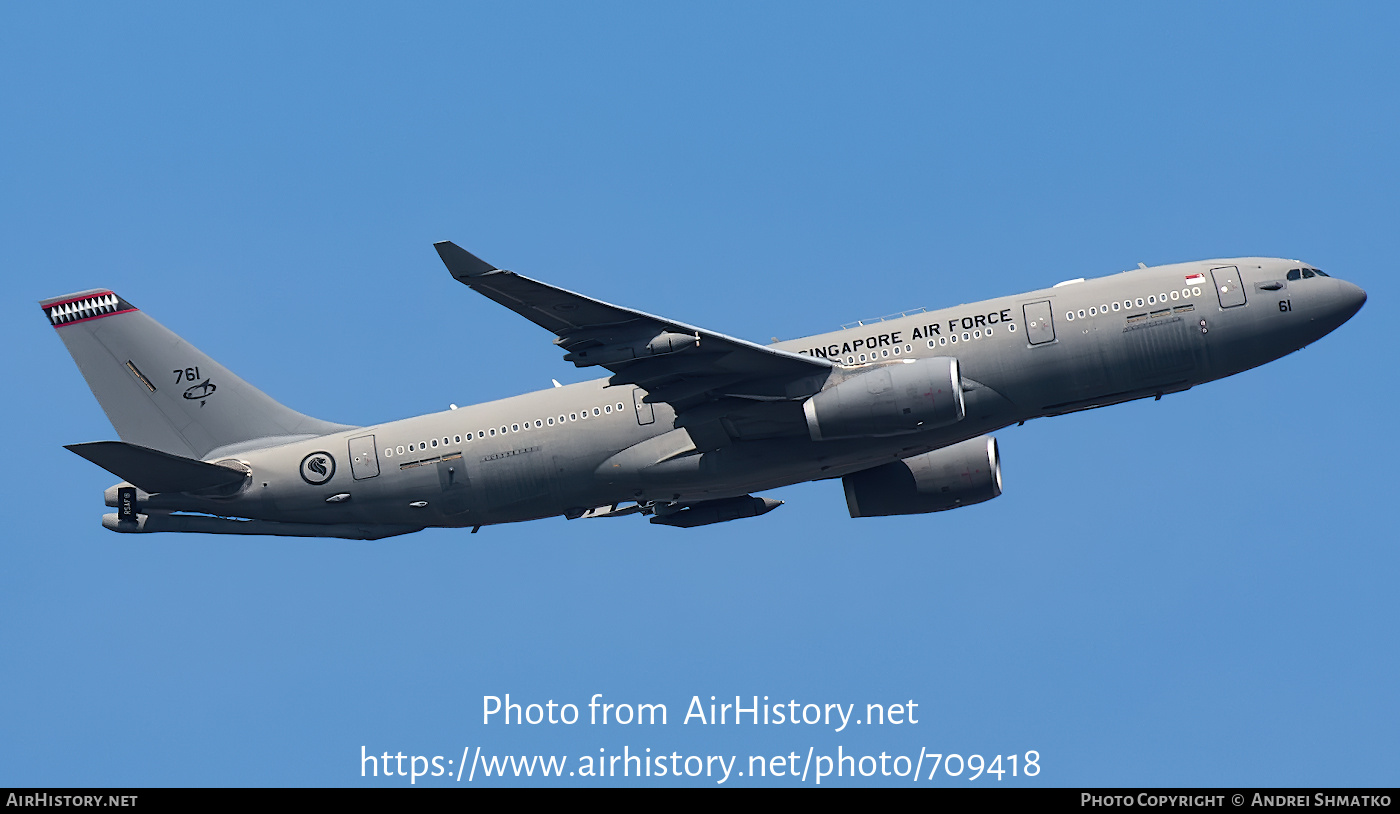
44;244;1365;537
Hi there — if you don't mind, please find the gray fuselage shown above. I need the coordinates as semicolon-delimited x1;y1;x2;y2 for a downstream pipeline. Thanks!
129;257;1365;530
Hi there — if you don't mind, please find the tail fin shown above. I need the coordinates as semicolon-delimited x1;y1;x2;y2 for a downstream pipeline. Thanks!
42;289;354;459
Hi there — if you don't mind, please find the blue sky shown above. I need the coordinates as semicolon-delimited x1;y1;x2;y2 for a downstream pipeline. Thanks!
2;3;1396;787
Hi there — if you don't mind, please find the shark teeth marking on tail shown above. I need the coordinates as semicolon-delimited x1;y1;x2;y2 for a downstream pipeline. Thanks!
42;291;138;327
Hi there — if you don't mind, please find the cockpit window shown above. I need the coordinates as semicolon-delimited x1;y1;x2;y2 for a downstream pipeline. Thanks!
1288;267;1329;281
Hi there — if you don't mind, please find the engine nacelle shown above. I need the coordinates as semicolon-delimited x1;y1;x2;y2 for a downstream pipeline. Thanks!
843;436;1002;518
804;357;965;440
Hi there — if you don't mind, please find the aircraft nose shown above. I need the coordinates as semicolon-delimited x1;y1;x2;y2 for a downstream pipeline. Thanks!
1339;280;1367;320
1318;278;1366;334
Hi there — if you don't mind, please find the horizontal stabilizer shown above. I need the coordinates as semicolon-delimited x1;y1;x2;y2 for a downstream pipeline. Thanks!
66;441;248;494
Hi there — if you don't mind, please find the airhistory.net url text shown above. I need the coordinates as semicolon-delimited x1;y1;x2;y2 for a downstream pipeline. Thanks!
360;745;1041;785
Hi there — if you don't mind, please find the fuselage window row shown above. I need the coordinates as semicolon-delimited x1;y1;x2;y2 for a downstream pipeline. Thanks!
1066;287;1201;322
860;285;1207;361
920;325;1002;351
382;402;629;458
847;344;914;364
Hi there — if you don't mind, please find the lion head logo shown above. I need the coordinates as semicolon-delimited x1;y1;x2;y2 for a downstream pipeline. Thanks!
299;452;335;485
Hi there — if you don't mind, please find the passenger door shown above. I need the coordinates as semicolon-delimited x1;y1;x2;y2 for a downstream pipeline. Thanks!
1211;266;1246;308
348;435;380;480
1022;301;1056;345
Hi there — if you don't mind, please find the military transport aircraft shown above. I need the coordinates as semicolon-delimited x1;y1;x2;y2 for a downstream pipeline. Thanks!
44;245;1365;537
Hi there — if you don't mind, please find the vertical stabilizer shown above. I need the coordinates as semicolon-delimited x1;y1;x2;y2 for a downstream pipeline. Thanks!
42;289;354;459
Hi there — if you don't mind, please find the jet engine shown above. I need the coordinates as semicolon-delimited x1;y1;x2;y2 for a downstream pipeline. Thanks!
843;436;1002;517
804;357;965;440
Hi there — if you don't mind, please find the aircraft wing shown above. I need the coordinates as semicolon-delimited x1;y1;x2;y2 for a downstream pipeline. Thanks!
435;241;834;445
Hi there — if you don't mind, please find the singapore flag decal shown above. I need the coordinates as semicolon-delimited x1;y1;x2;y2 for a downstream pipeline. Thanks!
1184;272;1206;285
